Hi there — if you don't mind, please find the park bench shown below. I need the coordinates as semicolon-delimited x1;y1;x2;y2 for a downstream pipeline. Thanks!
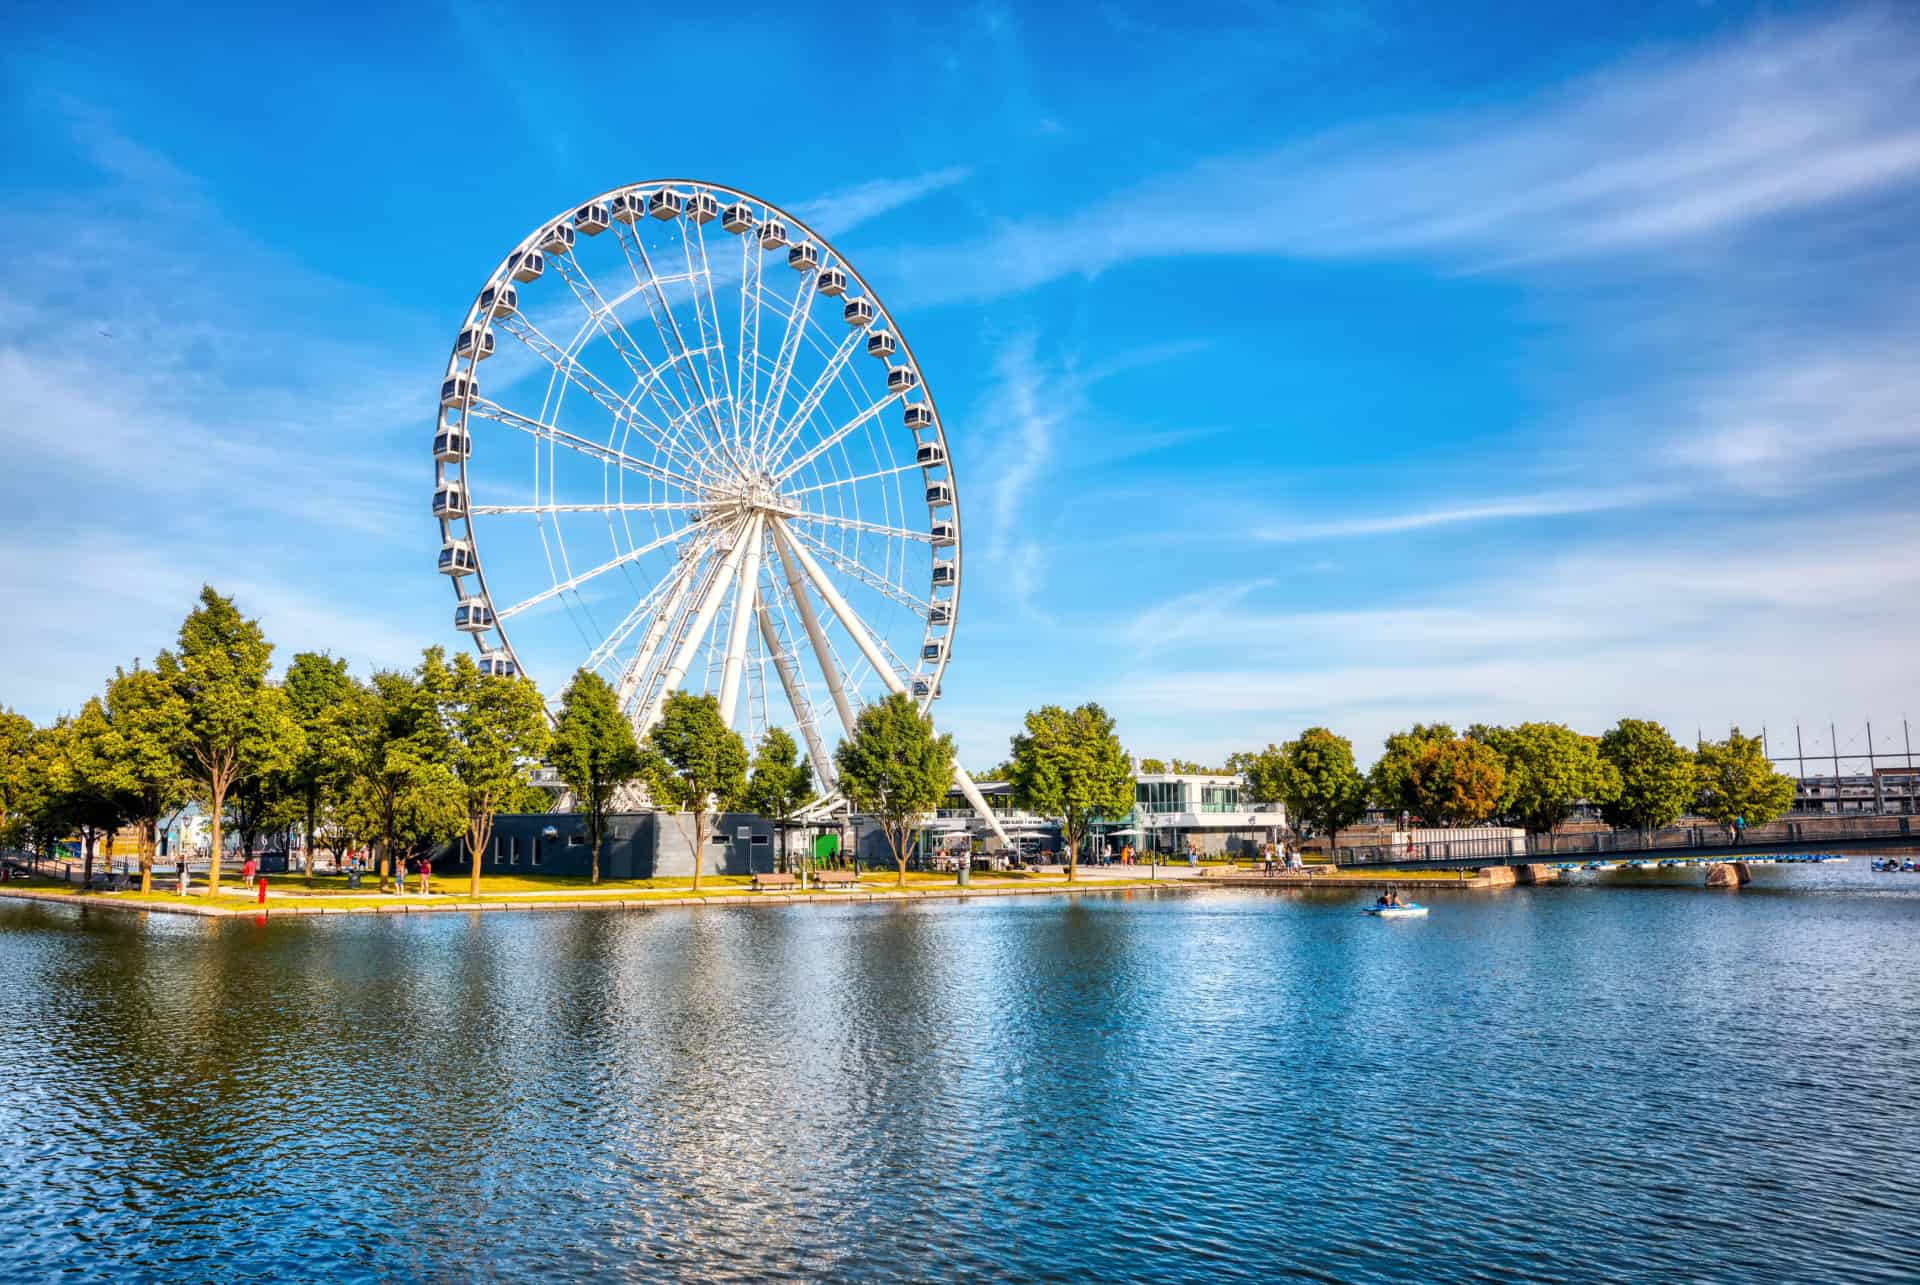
812;869;857;887
751;872;798;892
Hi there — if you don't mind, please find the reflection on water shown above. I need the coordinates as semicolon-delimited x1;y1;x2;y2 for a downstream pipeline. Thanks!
2;866;1917;1281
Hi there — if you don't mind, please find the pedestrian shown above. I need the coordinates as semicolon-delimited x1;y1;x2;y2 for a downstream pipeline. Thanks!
177;858;189;897
241;854;256;888
420;856;431;896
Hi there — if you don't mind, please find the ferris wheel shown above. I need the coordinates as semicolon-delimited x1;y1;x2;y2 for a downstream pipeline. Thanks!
431;179;1006;836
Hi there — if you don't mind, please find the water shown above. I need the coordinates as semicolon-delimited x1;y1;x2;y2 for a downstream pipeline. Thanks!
2;864;1917;1282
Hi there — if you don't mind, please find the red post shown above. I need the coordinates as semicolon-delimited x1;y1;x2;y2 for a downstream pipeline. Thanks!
257;875;267;905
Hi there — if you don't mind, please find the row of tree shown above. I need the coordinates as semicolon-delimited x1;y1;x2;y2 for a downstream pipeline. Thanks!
1231;719;1797;849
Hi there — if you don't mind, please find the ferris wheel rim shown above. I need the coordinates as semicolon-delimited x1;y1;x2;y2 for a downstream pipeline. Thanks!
432;178;963;724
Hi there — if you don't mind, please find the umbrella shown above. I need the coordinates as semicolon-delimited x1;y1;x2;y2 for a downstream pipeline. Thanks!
1103;828;1141;837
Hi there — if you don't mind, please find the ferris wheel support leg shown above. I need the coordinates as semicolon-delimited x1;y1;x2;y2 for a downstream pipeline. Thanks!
716;515;765;730
640;522;753;737
770;520;1011;852
756;602;837;792
617;542;708;711
770;524;857;736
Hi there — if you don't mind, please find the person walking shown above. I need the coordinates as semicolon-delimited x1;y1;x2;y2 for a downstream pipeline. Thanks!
419;856;432;896
177;858;190;897
240;854;256;891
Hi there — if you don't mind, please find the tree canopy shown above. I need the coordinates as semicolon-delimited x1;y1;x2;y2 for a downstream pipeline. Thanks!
429;648;552;897
550;669;643;884
157;586;301;892
1007;702;1132;881
639;692;747;891
1693;728;1795;830
1473;722;1621;836
835;692;953;885
1272;729;1369;846
282;652;362;881
1371;724;1505;826
1598;718;1696;833
102;663;188;892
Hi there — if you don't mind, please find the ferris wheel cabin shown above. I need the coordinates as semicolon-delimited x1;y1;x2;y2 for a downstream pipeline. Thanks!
929;602;953;626
539;223;575;254
454;598;494;632
787;242;820;272
432;483;467;518
686;192;719;224
817;266;847;297
648;189;684;221
721;202;755;233
903;404;935;431
866;331;897;361
433;425;472;462
886;366;920;395
477;653;518;679
843;298;876;327
440;371;478;407
456;327;494;361
438;540;476;576
574;202;610;235
508;251;544;283
610;192;645;223
929;519;956;547
480;284;516;318
916;441;946;468
932;560;956;587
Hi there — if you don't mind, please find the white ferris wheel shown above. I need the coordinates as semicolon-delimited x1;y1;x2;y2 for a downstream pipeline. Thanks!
431;179;1006;838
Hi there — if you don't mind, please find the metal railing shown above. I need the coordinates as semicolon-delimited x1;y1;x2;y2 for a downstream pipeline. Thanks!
1338;814;1918;865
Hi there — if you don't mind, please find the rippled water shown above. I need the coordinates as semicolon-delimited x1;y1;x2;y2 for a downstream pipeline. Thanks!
2;863;1918;1282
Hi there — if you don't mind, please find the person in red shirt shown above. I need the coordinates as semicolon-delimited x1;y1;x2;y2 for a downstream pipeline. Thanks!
241;855;257;888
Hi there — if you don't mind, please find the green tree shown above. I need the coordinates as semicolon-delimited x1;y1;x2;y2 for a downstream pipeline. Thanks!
352;667;455;893
157;587;301;893
429;649;552;898
1238;744;1287;808
16;724;73;864
550;669;643;885
1136;757;1167;774
0;707;35;849
1007;702;1133;882
1402;735;1505;826
1272;729;1369;850
282;652;362;884
50;698;130;886
1597;718;1696;836
1694;728;1795;838
102;664;187;894
639;692;748;893
1367;723;1456;817
744;727;815;874
835;692;953;886
1473;722;1622;839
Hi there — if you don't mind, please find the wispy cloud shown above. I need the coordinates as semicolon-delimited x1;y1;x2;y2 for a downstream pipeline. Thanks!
882;11;1920;304
795;166;972;237
1253;488;1671;543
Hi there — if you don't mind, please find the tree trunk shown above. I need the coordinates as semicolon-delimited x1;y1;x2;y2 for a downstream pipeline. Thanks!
1064;820;1078;882
691;808;705;892
378;832;391;894
305;794;317;886
468;810;490;898
82;826;95;887
590;823;600;885
139;815;154;895
207;780;227;895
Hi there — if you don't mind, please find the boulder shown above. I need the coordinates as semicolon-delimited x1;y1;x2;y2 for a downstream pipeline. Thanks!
1704;861;1752;889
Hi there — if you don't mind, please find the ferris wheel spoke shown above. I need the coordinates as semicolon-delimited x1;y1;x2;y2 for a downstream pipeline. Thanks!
783;511;936;543
773;392;906;486
781;526;930;619
684;211;743;461
635;517;758;735
613;223;746;476
614;536;718;709
768;527;859;736
468;399;698;492
758;323;865;473
752;269;820;463
586;557;697;680
498;521;702;621
735;232;764;464
471;501;704;515
544;253;716;478
497;311;686;464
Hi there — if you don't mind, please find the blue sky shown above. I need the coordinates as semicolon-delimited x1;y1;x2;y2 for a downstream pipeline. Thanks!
3;1;1918;769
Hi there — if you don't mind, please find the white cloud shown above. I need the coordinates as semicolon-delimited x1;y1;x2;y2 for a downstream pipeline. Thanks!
794;167;972;237
879;11;1920;304
1253;488;1672;543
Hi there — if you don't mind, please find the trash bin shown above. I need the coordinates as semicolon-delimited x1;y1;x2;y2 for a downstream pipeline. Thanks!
957;861;971;887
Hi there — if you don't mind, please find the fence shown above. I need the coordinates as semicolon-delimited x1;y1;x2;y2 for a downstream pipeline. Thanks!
1337;813;1919;865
